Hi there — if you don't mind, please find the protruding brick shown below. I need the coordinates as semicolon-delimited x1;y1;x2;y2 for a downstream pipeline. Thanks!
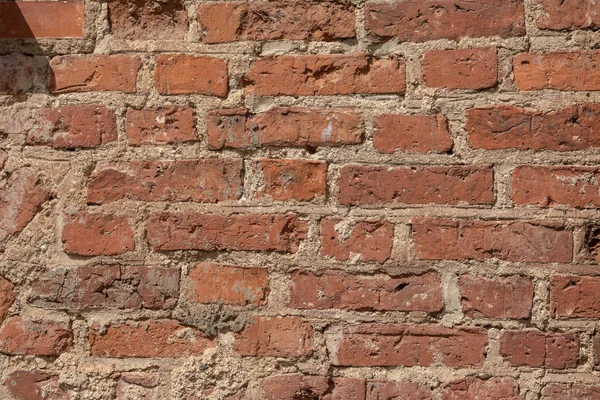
90;320;215;358
0;54;42;95
289;270;443;312
320;218;394;263
338;165;494;206
442;377;519;400
5;371;68;400
30;266;180;310
109;0;188;40
198;1;355;43
262;375;365;400
514;52;600;91
0;276;14;323
125;106;197;145
62;212;134;256
413;218;573;263
207;108;363;150
234;317;314;357
244;53;405;96
538;0;600;31
551;275;600;318
541;383;600;400
499;330;579;369
87;159;243;204
513;167;600;208
154;55;228;97
0;169;50;250
329;324;488;367
459;275;534;319
0;316;73;356
365;0;525;42
373;113;452;154
50;55;142;93
0;2;84;38
146;213;307;252
466;104;600;151
188;263;268;306
254;159;327;201
422;48;498;89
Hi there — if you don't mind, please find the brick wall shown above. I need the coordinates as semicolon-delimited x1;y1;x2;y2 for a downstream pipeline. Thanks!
0;0;599;399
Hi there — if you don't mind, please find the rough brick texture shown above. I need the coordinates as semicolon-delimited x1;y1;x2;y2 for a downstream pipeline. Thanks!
2;0;598;397
365;0;525;42
466;104;600;151
373;113;452;154
329;324;488;367
458;275;534;319
422;48;498;89
208;107;363;149
244;54;406;96
289;270;443;312
198;1;355;43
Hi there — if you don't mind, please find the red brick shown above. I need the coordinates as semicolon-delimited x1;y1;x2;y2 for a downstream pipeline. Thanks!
198;1;355;43
188;263;268;306
62;211;134;256
5;370;69;400
513;166;600;208
116;373;160;400
0;54;40;94
538;0;600;31
0;2;83;39
422;48;498;89
514;52;600;91
154;55;228;96
466;104;600;151
551;275;600;319
244;53;405;96
330;324;488;367
373;113;452;154
146;213;307;252
458;275;534;319
338;165;494;206
207;108;363;150
0;276;14;323
125;106;197;145
541;383;600;400
49;55;142;93
0;169;50;251
87;159;243;204
365;0;525;42
320;218;393;263
0;316;73;356
254;159;327;201
234;317;314;357
24;105;117;149
109;0;188;40
442;377;519;400
289;270;443;312
413;218;573;263
30;266;180;310
90;320;215;358
499;330;579;369
262;375;365;400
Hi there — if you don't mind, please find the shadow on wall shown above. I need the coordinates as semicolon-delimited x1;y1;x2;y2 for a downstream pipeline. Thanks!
0;0;53;95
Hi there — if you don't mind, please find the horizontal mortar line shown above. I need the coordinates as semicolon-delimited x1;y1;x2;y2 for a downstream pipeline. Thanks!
87;203;600;220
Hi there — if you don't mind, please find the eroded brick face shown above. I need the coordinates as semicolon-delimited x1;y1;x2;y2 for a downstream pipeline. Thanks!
1;0;596;397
